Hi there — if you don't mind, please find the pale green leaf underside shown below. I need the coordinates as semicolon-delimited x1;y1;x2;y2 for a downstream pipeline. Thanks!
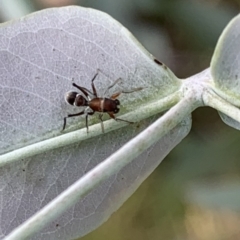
0;6;189;240
211;14;240;95
211;13;240;130
0;6;180;155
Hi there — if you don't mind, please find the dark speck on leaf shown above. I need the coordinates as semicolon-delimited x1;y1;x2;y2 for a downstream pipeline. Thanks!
154;58;163;66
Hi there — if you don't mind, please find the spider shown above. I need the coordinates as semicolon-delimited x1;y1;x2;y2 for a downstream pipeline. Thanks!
63;71;142;133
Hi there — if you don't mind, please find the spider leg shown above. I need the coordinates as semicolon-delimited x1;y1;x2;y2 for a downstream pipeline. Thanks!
98;113;104;133
107;112;133;124
110;92;121;100
91;71;99;97
72;83;93;99
110;87;143;100
62;110;85;131
121;87;143;93
103;78;122;96
85;111;95;133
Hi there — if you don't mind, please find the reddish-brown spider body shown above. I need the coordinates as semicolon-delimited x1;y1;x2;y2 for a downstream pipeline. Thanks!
63;71;142;133
89;98;120;113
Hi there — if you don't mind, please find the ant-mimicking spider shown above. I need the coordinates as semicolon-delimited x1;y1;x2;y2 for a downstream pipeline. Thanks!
63;70;143;133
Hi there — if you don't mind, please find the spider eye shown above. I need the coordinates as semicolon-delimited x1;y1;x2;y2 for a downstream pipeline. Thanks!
114;108;119;113
115;99;120;105
65;92;78;105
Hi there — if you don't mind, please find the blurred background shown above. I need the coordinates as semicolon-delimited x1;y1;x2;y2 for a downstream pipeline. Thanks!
1;1;240;239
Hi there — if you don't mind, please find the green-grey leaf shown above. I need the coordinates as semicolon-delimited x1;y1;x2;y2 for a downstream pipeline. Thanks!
211;13;240;129
0;6;188;239
0;6;180;155
211;14;240;96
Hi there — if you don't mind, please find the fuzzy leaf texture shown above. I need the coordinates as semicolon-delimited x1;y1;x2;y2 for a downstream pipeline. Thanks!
211;14;240;130
0;6;190;239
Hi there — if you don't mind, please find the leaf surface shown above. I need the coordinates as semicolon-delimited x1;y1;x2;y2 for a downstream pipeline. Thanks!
0;6;190;239
211;14;240;129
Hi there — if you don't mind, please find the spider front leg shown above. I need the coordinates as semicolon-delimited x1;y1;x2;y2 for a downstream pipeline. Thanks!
108;112;134;124
110;87;143;100
103;78;122;96
62;110;85;131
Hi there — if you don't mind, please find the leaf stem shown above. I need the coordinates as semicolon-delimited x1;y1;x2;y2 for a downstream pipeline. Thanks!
0;92;180;167
203;90;240;122
3;93;196;240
